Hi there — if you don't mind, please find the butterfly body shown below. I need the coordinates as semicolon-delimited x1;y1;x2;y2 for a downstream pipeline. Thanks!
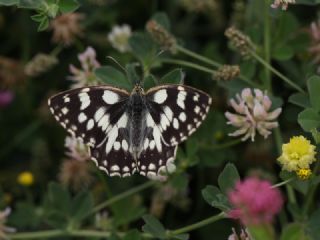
48;83;212;179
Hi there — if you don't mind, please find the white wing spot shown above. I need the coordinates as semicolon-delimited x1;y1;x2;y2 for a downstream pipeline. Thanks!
123;166;130;172
103;90;119;104
173;118;179;129
194;106;200;114
61;107;68;115
149;140;155;150
111;165;120;171
187;124;192;130
106;127;118;153
98;115;109;131
122;140;128;151
78;112;87;123
153;89;168;104
81;88;90;92
193;94;200;102
64;97;70;103
144;138;149;150
178;86;185;91
114;141;121;151
149;163;156;170
94;107;106;122
177;98;185;109
87;119;94;130
163;106;173;121
160;114;170;131
146;113;155;127
79;92;90;110
117;113;128;128
179;112;186;122
153;127;162;152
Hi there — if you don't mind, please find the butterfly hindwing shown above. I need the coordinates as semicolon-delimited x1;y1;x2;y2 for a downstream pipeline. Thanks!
146;84;212;146
48;86;129;147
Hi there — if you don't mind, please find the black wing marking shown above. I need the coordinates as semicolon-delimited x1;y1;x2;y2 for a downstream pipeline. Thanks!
146;84;212;146
48;86;129;147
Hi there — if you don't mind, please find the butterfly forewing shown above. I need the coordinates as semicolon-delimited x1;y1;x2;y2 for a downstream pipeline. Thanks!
48;86;129;147
146;84;212;146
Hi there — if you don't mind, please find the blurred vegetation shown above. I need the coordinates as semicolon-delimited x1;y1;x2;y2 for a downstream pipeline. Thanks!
0;0;320;239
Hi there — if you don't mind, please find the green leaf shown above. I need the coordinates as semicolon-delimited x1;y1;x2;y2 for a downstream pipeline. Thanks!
272;45;294;61
307;75;320;112
160;69;183;85
0;0;18;6
298;108;320;131
59;0;79;13
289;93;311;108
281;223;309;240
18;0;44;9
95;66;132;91
9;202;42;228
126;63;140;86
128;32;158;69
307;207;320;239
37;16;49;31
142;214;166;239
201;185;231;211
143;74;157;90
70;191;94;222
218;163;240;194
30;13;45;22
47;182;71;214
170;173;189;190
151;12;170;30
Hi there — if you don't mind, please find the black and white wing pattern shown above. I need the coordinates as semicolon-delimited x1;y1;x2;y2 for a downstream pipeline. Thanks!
146;84;212;146
48;86;137;176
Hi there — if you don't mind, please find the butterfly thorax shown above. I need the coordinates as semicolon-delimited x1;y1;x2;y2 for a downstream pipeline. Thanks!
128;85;147;159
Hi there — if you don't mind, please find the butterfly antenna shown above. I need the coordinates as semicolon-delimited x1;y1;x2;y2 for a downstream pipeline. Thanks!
106;56;126;73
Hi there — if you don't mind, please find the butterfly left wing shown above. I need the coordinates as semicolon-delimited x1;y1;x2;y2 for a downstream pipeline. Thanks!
48;86;129;147
145;84;212;146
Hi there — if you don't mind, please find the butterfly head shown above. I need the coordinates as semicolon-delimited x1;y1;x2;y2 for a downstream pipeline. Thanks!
132;83;145;95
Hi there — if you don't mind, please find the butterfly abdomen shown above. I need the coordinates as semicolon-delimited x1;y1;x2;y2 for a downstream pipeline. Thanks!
128;93;147;158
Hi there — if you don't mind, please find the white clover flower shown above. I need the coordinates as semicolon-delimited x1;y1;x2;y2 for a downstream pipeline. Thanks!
225;88;282;141
107;24;132;53
64;136;90;162
271;0;295;10
68;46;100;88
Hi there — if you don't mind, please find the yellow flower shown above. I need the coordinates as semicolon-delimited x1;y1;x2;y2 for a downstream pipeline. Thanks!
277;136;316;172
296;168;312;180
17;171;34;186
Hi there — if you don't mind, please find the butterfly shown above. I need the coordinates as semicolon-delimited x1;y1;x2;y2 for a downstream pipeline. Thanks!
48;83;212;179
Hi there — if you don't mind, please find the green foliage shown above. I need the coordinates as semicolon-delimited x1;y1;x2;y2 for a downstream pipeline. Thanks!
142;214;167;239
218;163;240;194
95;66;132;91
160;69;184;85
280;223;309;240
43;182;93;229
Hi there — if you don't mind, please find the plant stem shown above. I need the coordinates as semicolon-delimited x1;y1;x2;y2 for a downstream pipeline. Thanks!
9;229;152;239
161;58;216;74
263;1;272;92
176;45;260;88
302;161;320;215
176;45;221;68
90;180;156;215
168;212;225;236
274;128;297;204
10;230;64;239
250;51;305;94
272;178;294;188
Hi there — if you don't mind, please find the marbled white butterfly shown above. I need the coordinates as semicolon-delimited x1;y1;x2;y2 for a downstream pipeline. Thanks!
48;84;212;178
